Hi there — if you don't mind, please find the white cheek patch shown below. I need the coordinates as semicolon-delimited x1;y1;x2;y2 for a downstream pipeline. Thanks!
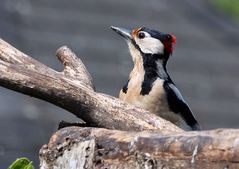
135;37;164;54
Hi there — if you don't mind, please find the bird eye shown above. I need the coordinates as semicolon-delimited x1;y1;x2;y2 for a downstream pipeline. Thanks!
138;32;145;39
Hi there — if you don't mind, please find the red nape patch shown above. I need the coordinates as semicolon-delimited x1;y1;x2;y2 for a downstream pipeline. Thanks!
164;35;177;54
171;35;177;44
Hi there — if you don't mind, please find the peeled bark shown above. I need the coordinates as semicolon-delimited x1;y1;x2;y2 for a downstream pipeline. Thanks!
39;127;239;169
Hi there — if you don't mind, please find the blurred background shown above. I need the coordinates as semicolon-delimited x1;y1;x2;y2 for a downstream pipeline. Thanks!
0;0;239;167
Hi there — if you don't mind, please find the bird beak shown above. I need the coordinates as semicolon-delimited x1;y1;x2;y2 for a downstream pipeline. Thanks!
110;26;132;41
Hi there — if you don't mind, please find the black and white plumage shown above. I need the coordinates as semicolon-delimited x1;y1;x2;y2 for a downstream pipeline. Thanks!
111;26;200;131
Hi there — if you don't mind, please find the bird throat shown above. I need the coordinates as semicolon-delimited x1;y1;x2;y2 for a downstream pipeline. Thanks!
123;48;171;96
140;53;170;95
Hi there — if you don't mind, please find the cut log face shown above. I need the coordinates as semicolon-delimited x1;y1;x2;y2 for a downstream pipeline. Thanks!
39;127;239;169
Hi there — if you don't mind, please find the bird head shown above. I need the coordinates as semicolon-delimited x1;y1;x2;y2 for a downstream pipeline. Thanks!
111;26;176;64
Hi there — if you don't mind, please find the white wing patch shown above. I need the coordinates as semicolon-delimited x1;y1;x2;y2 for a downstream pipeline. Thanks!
168;83;185;102
135;33;164;54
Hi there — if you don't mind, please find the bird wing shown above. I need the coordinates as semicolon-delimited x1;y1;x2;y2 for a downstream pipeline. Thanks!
163;82;200;130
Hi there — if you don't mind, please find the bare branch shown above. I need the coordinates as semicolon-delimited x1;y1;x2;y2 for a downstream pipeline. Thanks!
56;46;94;90
0;38;182;134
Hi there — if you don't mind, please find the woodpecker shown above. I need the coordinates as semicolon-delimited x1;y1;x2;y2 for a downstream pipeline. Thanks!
111;26;200;131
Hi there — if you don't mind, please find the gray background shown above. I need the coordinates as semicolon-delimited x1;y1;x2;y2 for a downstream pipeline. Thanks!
0;0;239;167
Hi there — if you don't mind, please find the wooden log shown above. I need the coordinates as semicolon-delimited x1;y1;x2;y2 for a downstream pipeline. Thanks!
1;38;239;169
0;38;181;134
39;127;239;169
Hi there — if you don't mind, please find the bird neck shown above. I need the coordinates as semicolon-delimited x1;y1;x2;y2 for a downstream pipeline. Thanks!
128;43;172;82
142;53;172;82
128;53;173;95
